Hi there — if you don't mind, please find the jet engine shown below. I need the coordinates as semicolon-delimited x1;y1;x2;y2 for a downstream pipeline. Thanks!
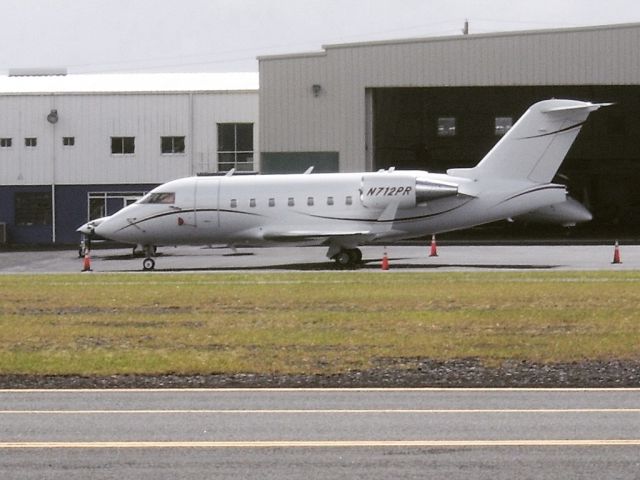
360;173;458;209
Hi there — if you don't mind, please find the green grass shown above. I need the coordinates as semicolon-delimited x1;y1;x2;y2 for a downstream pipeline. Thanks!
1;271;639;375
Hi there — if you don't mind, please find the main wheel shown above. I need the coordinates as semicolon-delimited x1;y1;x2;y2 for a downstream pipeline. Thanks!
348;248;363;264
142;258;156;271
333;248;362;269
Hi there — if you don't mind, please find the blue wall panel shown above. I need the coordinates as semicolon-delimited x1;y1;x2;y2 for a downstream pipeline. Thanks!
0;184;158;245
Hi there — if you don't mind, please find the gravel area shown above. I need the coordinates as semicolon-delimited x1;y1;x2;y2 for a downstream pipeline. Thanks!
2;358;639;388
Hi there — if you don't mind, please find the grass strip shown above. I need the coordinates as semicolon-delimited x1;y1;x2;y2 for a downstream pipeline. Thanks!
1;271;639;375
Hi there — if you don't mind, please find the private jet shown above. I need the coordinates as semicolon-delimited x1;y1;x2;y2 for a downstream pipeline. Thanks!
84;99;606;270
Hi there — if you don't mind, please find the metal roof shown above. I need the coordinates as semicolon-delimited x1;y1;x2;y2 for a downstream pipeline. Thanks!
0;72;259;94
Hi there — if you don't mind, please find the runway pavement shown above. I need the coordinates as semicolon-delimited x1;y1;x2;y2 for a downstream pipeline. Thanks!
1;388;639;479
1;243;639;273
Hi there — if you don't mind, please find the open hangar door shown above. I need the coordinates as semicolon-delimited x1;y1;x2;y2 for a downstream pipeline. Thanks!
369;86;640;238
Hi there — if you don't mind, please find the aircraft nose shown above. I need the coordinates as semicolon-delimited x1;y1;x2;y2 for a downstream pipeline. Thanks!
93;217;122;241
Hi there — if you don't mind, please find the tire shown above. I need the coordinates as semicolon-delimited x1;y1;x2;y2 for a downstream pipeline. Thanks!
333;248;362;269
142;258;156;271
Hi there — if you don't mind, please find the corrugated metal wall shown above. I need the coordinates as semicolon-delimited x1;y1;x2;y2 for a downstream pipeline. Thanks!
0;90;258;185
259;23;640;172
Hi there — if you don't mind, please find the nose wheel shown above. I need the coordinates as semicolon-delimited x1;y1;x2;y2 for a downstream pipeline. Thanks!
142;257;156;271
142;245;156;271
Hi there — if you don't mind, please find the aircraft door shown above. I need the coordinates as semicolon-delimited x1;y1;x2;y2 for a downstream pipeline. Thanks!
193;177;221;235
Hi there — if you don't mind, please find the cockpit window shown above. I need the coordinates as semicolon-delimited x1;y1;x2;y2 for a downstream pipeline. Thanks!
140;192;175;204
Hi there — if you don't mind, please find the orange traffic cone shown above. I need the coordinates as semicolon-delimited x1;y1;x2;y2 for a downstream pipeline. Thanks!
82;250;92;272
381;248;389;270
612;240;622;264
429;235;438;257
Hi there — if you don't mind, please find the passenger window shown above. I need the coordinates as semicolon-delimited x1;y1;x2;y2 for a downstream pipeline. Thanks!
345;195;353;206
230;199;237;208
249;198;256;208
307;197;314;206
269;198;275;207
288;197;295;207
327;196;334;206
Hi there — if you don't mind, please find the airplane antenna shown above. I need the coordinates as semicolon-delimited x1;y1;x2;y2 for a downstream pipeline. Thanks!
225;168;235;177
304;166;314;174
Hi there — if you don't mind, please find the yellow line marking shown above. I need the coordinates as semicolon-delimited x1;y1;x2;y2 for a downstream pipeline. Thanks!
1;409;639;415
1;440;639;449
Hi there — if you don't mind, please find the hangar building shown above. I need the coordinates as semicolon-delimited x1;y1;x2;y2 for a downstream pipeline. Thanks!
258;23;640;237
0;73;258;245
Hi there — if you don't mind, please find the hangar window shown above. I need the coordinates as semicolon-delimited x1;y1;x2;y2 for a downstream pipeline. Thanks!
495;117;513;136
63;137;75;146
1;138;12;148
161;136;185;154
111;136;135;155
15;192;52;226
87;192;144;221
25;137;37;147
217;123;254;172
437;118;456;137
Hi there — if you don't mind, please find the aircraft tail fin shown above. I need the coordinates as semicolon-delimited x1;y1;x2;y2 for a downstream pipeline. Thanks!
448;99;610;183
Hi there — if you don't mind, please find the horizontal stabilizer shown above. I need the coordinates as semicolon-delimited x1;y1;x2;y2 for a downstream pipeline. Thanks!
541;102;614;113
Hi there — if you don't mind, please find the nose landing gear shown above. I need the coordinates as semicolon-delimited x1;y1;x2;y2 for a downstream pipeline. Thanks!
142;245;156;271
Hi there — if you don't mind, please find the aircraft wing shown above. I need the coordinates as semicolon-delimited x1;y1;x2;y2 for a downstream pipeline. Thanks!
262;230;373;242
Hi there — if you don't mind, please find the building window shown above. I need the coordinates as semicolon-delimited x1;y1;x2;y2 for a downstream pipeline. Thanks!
268;198;275;207
161;136;185;154
1;138;12;148
437;117;456;137
15;192;52;226
217;123;254;172
111;136;135;154
25;137;37;147
63;137;75;146
495;117;513;136
88;192;144;220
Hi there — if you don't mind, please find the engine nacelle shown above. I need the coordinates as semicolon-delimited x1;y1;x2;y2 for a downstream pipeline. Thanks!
415;178;459;204
360;173;458;209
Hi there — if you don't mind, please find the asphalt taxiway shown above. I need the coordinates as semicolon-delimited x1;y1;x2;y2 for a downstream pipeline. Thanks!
1;388;639;479
0;244;638;273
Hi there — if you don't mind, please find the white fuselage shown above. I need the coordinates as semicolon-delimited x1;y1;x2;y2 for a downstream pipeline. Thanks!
93;170;566;248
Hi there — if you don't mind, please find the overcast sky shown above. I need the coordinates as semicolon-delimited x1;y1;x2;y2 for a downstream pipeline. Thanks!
3;0;640;74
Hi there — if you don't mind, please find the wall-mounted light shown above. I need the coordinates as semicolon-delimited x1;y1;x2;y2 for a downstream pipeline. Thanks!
47;109;58;124
311;84;322;97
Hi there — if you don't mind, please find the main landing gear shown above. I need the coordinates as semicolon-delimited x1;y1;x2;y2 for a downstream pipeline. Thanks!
332;248;362;269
